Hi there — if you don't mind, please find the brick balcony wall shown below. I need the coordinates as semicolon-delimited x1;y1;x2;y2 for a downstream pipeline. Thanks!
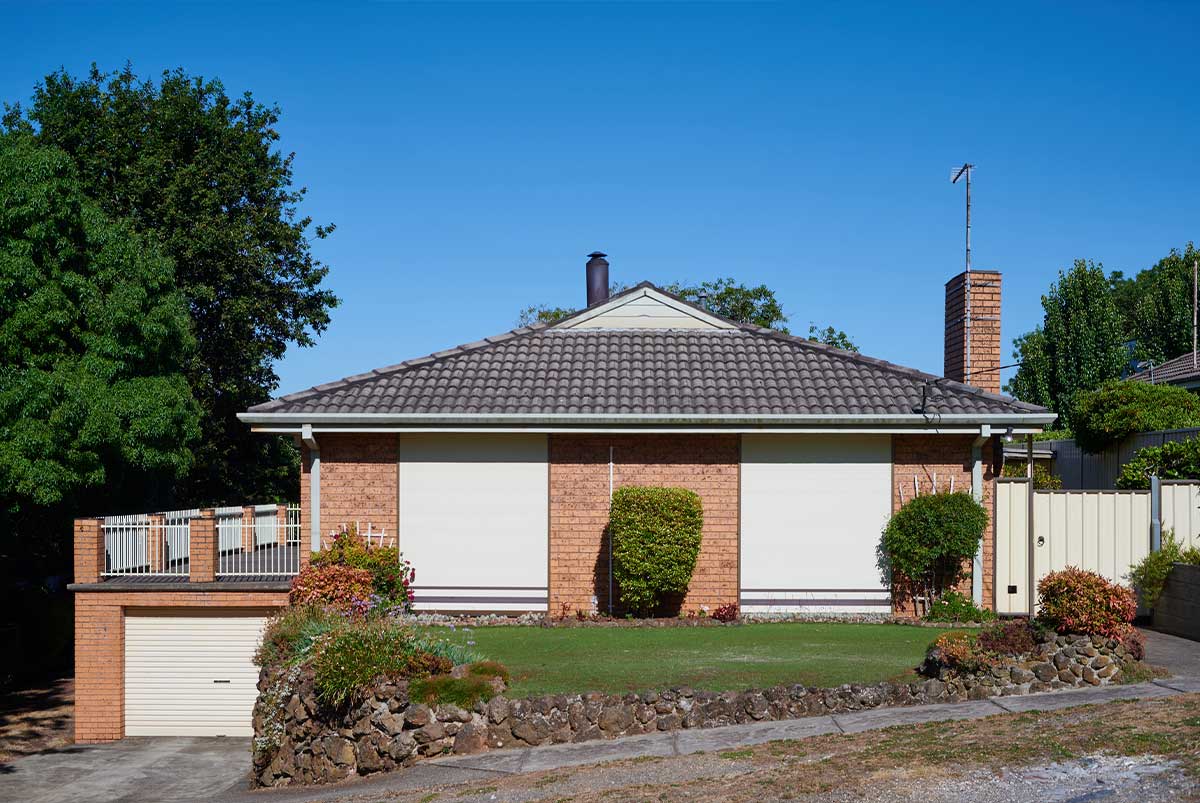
549;434;740;616
891;434;999;615
74;590;287;743
301;434;399;548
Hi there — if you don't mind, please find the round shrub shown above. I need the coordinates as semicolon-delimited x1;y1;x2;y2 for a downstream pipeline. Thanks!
879;492;988;608
1073;380;1200;454
610;486;703;616
312;527;416;612
1036;567;1136;637
977;619;1043;656
289;564;374;611
925;631;991;673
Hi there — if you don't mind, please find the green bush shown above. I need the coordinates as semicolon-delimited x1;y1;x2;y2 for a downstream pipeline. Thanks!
312;527;416;611
409;674;498;708
925;590;996;623
254;603;345;667
1127;532;1200;607
610;486;704;616
879;492;988;610
1037;567;1136;638
1073;380;1200;454
312;620;453;707
1001;462;1063;489
467;660;511;684
1116;438;1200;489
288;564;375;611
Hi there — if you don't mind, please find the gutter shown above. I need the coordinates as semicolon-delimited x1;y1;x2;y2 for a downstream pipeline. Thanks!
239;411;1057;427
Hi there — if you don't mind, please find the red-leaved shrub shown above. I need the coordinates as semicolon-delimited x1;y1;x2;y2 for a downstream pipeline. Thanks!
289;564;374;611
977;619;1041;656
1117;625;1146;661
1036;567;1136;638
712;603;739;623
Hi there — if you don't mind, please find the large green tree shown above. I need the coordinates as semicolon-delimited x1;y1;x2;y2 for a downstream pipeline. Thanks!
1111;242;1200;364
1006;260;1128;430
0;136;200;564
3;65;337;505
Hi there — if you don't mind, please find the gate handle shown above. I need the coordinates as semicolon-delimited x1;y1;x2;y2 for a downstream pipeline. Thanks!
213;679;231;684
1036;536;1045;547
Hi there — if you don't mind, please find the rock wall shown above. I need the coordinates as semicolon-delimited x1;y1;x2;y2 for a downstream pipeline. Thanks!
252;633;1134;788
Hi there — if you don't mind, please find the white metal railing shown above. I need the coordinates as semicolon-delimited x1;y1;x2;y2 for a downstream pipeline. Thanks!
215;505;302;578
101;503;300;579
102;513;191;577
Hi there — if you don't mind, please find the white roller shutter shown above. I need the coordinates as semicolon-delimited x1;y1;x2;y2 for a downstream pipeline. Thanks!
124;610;271;737
399;434;548;612
740;434;892;614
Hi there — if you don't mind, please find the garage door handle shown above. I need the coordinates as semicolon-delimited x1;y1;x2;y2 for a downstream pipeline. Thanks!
213;679;231;684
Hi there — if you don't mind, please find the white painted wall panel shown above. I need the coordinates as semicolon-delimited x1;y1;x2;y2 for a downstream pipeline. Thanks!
399;434;548;611
125;610;270;736
740;434;891;613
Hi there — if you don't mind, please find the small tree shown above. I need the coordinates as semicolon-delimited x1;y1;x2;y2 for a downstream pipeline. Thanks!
879;492;988;615
609;486;703;616
1072;380;1200;454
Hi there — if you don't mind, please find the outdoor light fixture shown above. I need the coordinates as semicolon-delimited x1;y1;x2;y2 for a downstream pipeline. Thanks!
1004;427;1014;442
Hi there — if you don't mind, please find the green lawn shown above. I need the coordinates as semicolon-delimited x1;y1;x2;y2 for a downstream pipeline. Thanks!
422;623;944;697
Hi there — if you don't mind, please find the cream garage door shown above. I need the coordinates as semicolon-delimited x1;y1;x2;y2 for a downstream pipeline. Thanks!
124;609;271;737
740;434;892;614
399;434;548;612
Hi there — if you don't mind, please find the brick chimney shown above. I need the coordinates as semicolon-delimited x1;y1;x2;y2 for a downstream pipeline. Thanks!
944;269;1002;394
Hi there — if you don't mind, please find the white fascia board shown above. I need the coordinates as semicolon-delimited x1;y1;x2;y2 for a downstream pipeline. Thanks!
250;425;1050;435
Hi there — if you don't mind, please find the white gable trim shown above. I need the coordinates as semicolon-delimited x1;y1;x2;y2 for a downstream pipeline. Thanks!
553;287;736;330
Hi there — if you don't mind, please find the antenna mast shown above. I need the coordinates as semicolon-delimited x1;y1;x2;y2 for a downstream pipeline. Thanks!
951;163;975;377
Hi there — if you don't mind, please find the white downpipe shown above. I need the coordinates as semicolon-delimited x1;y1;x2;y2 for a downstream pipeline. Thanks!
302;424;321;554
608;445;614;615
970;425;991;607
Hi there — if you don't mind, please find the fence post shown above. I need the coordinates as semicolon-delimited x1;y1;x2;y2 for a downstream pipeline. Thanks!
147;513;166;572
1150;475;1162;552
190;509;217;582
241;505;257;553
74;517;105;584
275;504;288;546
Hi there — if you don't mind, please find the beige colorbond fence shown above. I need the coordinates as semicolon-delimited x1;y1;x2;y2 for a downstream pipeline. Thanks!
1160;480;1200;549
995;479;1157;615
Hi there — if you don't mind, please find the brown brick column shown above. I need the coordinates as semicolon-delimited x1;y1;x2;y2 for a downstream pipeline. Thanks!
74;594;123;742
147;514;166;572
275;504;288;546
241;505;256;553
74;518;105;584
190;509;218;582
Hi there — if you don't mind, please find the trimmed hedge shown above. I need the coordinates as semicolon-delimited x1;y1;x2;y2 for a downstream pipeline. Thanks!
1073;380;1200;454
610;486;703;616
879;492;987;609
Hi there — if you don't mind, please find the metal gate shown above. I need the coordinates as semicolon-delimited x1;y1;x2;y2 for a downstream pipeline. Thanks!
995;479;1158;615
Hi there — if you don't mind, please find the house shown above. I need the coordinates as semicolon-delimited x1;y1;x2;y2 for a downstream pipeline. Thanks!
69;255;1052;742
1129;351;1200;391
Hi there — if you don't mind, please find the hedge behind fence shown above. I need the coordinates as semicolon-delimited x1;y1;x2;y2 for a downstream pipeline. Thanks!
610;486;703;616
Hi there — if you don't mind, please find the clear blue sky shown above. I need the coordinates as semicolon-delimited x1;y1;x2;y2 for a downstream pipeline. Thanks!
5;2;1199;395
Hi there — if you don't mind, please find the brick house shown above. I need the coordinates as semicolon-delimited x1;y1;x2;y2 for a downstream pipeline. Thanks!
70;254;1051;741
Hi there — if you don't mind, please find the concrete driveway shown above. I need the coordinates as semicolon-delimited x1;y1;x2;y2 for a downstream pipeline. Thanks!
0;736;252;803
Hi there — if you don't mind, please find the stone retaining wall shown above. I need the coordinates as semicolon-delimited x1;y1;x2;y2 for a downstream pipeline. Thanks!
251;633;1133;788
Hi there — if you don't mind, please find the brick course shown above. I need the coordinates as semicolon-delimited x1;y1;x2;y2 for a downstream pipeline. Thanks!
548;434;740;615
892;434;998;615
301;434;399;548
73;590;287;743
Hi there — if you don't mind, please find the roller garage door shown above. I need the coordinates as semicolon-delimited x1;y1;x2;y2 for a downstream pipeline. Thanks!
740;434;892;614
124;609;271;736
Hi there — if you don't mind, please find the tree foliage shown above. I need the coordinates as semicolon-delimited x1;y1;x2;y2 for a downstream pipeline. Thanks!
806;324;859;352
1116;437;1200;489
0;136;199;538
1111;242;1200;364
1072;380;1200;454
1006;260;1127;430
665;278;789;330
3;65;338;505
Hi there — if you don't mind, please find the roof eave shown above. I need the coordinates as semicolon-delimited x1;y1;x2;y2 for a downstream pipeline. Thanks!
238;411;1057;427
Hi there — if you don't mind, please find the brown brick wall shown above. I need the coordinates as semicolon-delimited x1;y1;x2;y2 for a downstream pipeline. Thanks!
74;590;287;743
549;434;739;616
301;434;399;549
892;434;998;615
944;269;1002;395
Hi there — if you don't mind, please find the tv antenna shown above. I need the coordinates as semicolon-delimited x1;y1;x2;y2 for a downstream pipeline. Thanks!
951;163;976;380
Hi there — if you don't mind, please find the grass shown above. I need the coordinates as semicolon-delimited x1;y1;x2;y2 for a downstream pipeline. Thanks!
420;623;947;696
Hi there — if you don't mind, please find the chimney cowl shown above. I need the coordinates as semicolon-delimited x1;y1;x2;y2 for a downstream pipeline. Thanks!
586;252;609;307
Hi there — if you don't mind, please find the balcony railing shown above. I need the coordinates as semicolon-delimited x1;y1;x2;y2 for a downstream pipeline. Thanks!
97;503;302;581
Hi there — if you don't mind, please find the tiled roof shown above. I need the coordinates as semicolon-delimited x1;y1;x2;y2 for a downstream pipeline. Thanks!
1129;351;1200;385
247;289;1045;419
